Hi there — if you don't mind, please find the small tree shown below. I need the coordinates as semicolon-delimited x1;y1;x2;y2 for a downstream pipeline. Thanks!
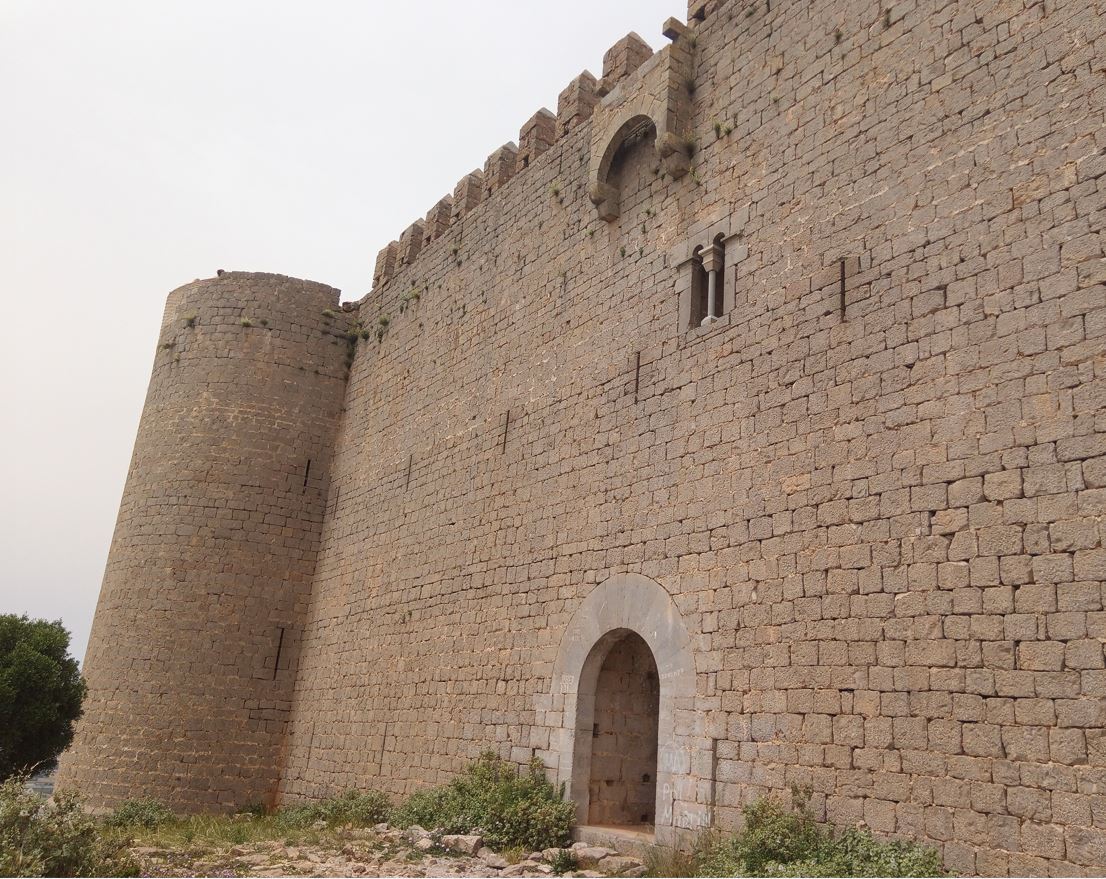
0;615;86;780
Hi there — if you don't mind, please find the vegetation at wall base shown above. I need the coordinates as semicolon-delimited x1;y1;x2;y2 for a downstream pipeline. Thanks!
0;777;137;877
3;752;945;877
645;793;945;878
389;751;574;850
103;797;176;830
278;788;390;829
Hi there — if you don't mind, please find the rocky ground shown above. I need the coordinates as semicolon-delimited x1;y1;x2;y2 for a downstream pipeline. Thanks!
131;823;648;878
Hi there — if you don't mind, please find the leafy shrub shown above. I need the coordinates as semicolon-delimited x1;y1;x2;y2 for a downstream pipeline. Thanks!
279;788;390;828
0;777;137;877
0;615;86;780
548;848;578;875
104;797;174;829
389;751;574;850
694;794;945;878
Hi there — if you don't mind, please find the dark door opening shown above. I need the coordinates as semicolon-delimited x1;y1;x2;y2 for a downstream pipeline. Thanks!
586;631;659;828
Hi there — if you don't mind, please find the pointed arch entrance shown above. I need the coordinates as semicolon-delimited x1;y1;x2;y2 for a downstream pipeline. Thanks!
547;573;704;845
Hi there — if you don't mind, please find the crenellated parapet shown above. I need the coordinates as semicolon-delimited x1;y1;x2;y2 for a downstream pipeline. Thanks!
373;240;399;287
399;220;425;266
452;171;484;221
556;72;599;136
369;15;695;289
596;32;655;97
516;109;556;171
483;143;519;198
424;196;453;244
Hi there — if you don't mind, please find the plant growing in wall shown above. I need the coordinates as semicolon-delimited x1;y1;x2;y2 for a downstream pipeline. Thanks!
182;314;197;328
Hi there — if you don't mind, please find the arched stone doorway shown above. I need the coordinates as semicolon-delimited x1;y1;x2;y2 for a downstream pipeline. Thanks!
545;573;706;846
586;630;659;828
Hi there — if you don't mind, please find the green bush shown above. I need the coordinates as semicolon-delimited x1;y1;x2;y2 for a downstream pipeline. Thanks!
694;794;945;878
278;788;390;828
389;751;574;850
0;777;136;877
0;615;86;780
548;848;578;875
103;798;175;830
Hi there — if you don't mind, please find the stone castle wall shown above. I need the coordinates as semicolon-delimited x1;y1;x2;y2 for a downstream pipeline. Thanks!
59;0;1106;873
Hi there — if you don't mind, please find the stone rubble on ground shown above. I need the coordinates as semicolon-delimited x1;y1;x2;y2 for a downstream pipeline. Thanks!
129;823;648;878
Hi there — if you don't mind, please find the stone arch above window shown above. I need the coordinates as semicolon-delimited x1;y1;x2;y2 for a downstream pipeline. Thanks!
587;24;693;221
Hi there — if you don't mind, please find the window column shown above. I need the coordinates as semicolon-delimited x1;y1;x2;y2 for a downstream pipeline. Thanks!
700;242;723;325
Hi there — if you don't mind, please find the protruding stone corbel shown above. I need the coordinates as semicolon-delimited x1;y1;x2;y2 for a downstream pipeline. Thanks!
657;131;691;179
662;17;688;41
589;181;620;222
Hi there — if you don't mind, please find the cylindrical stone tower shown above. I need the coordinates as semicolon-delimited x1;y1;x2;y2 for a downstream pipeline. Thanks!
56;272;355;812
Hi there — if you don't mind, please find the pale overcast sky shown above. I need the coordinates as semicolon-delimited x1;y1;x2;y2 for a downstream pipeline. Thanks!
0;0;678;664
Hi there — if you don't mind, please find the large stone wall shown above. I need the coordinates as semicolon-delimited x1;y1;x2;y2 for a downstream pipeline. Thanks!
279;0;1106;872
60;0;1106;874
